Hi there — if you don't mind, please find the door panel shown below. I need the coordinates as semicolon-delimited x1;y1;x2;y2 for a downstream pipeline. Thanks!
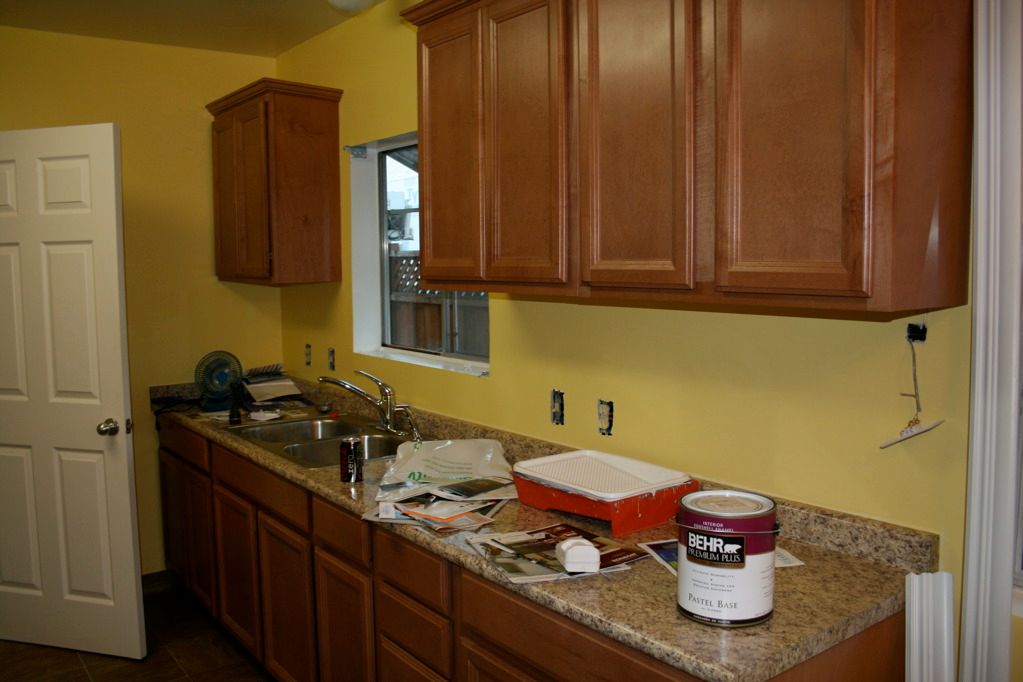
715;0;870;296
0;123;144;658
0;445;42;592
213;483;261;657
578;0;696;289
419;8;485;280
54;448;113;601
259;512;316;682
483;0;568;283
0;244;28;398
42;243;100;401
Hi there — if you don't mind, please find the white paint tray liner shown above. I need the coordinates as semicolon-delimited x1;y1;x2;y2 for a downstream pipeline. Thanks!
513;450;689;501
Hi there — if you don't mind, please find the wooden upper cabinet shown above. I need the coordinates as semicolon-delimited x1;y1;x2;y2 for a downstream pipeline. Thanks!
715;0;869;297
484;0;569;283
408;0;571;288
417;8;486;281
579;0;696;290
206;78;343;286
714;0;971;310
404;0;972;315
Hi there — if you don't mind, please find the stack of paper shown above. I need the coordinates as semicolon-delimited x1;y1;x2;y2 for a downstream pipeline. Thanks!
467;523;647;584
364;477;516;534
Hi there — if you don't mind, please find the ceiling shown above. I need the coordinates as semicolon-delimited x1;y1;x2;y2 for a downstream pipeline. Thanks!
0;0;363;57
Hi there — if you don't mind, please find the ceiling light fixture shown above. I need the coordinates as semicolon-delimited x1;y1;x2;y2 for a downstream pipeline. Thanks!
326;0;382;13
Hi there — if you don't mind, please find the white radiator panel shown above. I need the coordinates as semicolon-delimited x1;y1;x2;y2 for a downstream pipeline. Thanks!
906;571;955;682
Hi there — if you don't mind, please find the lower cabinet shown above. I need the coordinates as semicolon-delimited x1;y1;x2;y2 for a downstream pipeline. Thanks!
259;512;317;682
212;483;261;658
211;445;317;682
312;494;375;682
458;635;545;682
374;528;453;681
156;418;217;616
378;636;448;682
181;466;217;614
160;423;903;682
314;547;375;682
457;570;689;682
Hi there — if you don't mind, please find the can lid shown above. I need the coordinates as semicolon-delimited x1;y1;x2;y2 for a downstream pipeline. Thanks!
680;490;775;518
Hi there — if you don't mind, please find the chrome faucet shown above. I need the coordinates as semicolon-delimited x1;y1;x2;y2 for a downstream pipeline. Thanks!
318;371;421;441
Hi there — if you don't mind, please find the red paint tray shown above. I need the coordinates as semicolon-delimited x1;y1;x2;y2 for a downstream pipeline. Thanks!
512;451;699;537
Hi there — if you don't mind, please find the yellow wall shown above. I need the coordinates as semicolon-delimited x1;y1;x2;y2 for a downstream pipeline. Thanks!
276;0;971;585
0;26;280;573
0;0;977;628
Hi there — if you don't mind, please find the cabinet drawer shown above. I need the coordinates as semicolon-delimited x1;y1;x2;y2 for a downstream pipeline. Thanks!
378;637;446;682
211;445;309;532
374;529;451;615
312;496;372;568
158;418;210;471
376;581;452;678
459;571;692;682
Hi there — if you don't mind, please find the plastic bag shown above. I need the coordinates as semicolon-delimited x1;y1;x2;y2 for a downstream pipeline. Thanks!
380;439;510;487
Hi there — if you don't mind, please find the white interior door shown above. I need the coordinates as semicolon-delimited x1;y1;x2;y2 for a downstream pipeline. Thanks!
0;124;145;658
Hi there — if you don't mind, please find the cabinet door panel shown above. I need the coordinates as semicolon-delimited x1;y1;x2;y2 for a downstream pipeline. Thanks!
158;449;186;580
579;0;697;289
715;0;869;296
419;8;485;281
213;483;261;658
315;548;374;682
259;513;317;682
483;0;568;283
182;465;217;615
212;98;270;280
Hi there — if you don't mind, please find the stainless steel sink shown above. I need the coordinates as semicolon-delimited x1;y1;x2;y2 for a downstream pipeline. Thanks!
282;433;407;468
229;417;363;443
227;414;407;469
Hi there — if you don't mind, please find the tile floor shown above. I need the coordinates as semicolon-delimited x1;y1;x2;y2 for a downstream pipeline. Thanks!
0;574;271;681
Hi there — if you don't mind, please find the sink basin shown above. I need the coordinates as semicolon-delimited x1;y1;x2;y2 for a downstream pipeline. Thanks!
229;417;364;443
282;433;407;468
227;414;405;469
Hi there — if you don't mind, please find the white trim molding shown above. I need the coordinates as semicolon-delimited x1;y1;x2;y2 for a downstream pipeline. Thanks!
960;0;1022;679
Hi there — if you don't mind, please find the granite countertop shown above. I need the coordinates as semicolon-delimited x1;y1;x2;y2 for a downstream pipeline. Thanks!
155;389;935;682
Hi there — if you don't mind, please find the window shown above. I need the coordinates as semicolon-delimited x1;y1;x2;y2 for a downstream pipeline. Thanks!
349;133;489;375
379;146;489;361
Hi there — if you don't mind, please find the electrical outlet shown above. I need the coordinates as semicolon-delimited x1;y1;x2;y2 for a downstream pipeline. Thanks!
328;347;335;371
551;389;565;425
598;399;614;436
304;343;312;366
907;323;927;343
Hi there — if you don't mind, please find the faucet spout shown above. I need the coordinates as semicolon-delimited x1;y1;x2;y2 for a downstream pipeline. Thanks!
318;372;420;442
317;376;386;422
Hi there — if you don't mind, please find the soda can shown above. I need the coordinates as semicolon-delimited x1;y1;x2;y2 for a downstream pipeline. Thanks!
339;437;363;483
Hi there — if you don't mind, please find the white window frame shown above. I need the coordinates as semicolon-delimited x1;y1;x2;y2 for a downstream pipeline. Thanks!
349;133;489;377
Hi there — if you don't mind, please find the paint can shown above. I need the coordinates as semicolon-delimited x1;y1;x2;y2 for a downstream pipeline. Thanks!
677;489;778;627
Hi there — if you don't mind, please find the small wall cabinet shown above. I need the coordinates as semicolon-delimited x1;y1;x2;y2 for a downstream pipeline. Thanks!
402;0;972;316
206;78;343;285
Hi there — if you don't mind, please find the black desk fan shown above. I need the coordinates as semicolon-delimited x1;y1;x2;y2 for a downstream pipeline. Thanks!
194;350;243;412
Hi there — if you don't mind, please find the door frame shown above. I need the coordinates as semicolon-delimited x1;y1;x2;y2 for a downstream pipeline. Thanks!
960;0;1021;678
